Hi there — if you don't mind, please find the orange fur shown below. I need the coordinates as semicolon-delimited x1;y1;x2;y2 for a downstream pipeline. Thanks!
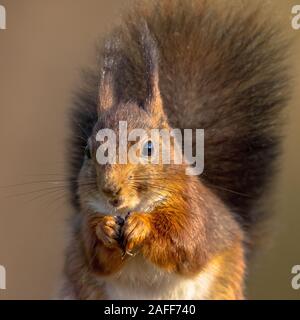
59;0;259;299
84;215;124;276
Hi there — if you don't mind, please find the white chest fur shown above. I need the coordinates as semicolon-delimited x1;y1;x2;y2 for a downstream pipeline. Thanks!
101;254;216;300
88;197;217;300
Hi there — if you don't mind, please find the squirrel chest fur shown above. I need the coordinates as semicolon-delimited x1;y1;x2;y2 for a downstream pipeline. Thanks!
59;0;289;300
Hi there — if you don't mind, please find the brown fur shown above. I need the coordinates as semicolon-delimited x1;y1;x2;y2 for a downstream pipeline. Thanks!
61;0;289;300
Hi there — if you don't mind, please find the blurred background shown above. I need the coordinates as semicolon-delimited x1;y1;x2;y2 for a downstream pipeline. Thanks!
0;0;299;299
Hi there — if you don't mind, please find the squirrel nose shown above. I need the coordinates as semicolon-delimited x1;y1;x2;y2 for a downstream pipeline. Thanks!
109;198;122;207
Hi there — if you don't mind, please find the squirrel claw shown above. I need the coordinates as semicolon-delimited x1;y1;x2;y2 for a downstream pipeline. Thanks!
121;249;136;260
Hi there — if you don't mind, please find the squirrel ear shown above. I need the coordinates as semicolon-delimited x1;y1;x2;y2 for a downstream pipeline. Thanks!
99;70;115;113
98;40;117;113
142;23;164;116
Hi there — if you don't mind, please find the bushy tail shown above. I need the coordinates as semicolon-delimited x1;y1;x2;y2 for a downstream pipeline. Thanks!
69;0;290;248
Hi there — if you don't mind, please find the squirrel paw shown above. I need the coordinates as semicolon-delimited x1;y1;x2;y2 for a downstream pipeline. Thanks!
93;215;123;249
122;213;151;256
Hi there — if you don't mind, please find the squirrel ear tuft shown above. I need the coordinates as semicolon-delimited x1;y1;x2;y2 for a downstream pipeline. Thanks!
142;23;164;116
98;40;118;114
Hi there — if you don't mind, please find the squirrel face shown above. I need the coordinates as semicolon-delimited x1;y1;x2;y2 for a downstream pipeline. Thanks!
78;93;187;215
78;43;188;215
79;104;170;213
77;31;192;215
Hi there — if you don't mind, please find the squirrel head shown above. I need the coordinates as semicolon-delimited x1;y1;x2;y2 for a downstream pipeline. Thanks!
78;26;187;215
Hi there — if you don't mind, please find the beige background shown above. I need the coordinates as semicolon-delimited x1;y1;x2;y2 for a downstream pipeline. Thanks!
0;0;299;300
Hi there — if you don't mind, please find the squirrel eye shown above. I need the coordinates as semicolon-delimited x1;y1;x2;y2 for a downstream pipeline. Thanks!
142;140;154;157
84;145;91;159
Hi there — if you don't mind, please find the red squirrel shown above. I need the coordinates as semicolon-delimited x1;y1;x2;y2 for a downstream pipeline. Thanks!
59;0;289;299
